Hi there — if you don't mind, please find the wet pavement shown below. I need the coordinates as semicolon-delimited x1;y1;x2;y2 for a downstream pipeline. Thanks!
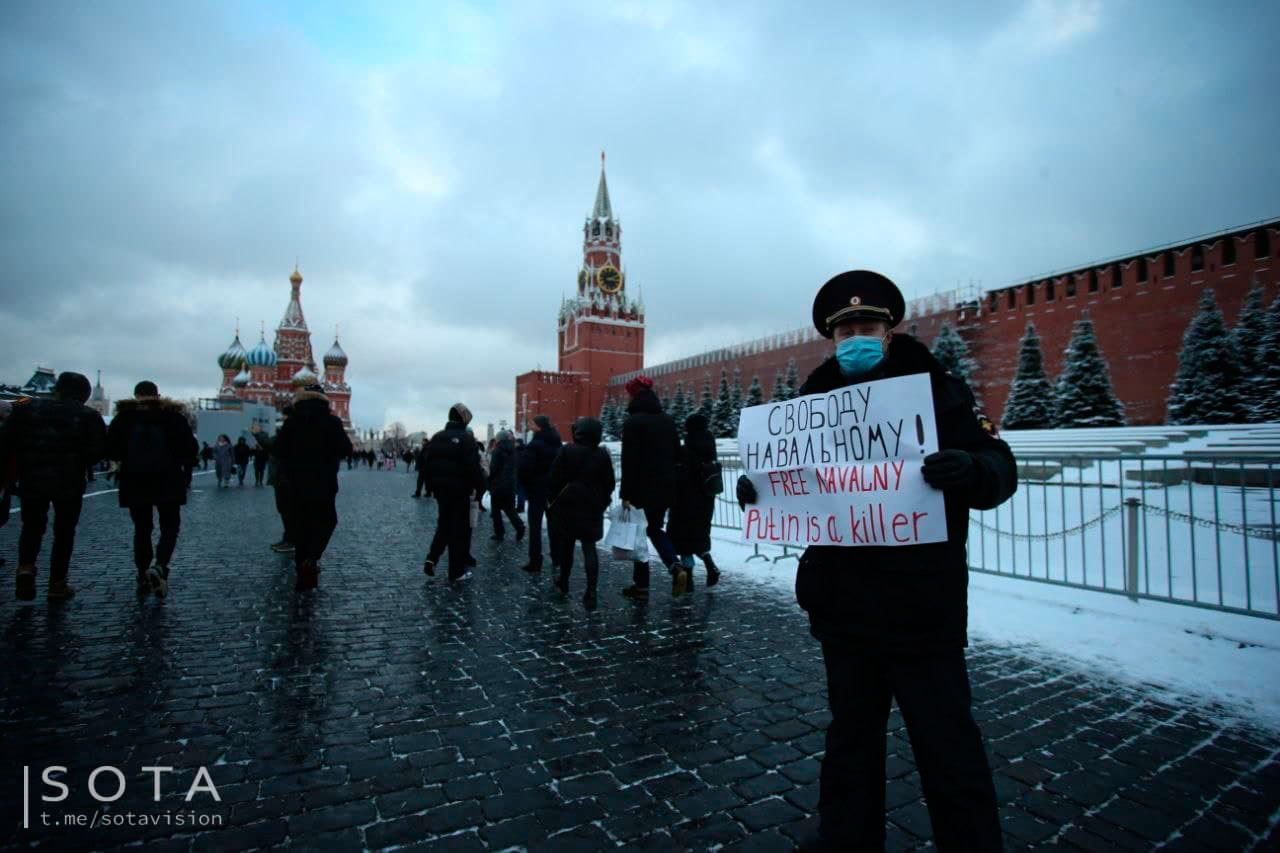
1;467;1278;851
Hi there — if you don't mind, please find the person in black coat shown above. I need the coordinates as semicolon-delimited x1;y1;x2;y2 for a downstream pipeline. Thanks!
547;417;615;607
666;411;721;589
422;403;484;582
252;440;269;486
516;414;562;573
618;376;683;600
200;442;213;470
273;385;354;591
412;437;431;498
487;430;525;541
0;372;106;601
233;436;251;486
738;271;1016;852
105;381;199;597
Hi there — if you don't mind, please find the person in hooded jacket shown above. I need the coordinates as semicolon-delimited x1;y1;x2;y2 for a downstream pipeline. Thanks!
0;372;105;601
666;411;721;589
547;416;615;608
487;430;525;541
421;403;485;582
737;271;1016;852
618;376;684;600
213;435;234;487
106;381;198;598
516;415;562;574
273;384;354;591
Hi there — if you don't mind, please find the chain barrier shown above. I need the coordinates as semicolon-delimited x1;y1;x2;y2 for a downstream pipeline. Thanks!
1142;504;1279;541
968;505;1123;541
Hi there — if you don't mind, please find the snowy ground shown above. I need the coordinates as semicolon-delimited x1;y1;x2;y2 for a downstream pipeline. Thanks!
611;520;1280;733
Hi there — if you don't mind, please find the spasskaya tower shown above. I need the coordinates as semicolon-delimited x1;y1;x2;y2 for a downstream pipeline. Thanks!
514;154;646;433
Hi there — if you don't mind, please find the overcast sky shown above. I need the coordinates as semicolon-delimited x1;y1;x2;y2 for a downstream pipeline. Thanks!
2;0;1277;433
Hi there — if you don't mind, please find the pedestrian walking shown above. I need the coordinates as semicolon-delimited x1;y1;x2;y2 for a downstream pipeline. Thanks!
105;380;199;598
0;372;106;601
516;415;562;574
667;411;721;589
272;384;353;591
737;270;1016;851
199;441;213;470
547;416;614;608
252;439;268;486
514;437;527;513
487;430;525;541
252;414;293;553
412;437;431;498
233;436;251;486
0;400;16;570
213;435;234;487
618;376;683;600
421;403;484;582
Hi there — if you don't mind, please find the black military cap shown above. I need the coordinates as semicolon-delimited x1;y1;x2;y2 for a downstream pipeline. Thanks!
811;270;905;338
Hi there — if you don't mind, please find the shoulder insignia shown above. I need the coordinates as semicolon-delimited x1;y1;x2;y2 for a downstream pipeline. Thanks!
974;407;998;437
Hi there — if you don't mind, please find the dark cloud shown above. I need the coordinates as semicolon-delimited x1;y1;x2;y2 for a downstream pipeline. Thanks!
2;0;1276;431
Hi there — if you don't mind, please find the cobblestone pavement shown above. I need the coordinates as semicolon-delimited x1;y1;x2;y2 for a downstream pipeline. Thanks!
1;468;1278;851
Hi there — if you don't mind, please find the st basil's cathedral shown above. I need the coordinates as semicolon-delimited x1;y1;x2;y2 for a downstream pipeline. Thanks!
215;266;354;430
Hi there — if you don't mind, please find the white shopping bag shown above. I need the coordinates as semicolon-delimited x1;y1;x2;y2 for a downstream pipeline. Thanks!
631;532;650;563
604;506;640;558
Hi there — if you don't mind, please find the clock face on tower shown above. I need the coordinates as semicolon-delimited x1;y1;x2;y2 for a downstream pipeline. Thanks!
598;265;621;294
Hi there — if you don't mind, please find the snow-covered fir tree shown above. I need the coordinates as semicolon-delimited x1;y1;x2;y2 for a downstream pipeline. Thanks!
670;383;690;435
699;374;714;419
745;375;765;410
1053;312;1125;427
1232;283;1270;422
711;369;736;438
1246;293;1280;423
1166;288;1245;425
730;367;744;421
659;389;672;415
1002;321;1057;429
599;396;619;440
770;367;785;402
931;324;981;405
778;358;799;400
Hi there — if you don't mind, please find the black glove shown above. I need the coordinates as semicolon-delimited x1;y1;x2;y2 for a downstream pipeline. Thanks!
921;450;976;490
736;474;757;510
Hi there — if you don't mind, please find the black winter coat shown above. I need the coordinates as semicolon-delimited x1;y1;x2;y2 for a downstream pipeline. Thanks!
106;397;199;508
0;397;106;499
547;443;615;542
233;439;252;466
272;392;354;496
620;389;680;509
517;428;562;502
488;439;518;503
424;419;484;496
668;422;718;555
793;334;1017;653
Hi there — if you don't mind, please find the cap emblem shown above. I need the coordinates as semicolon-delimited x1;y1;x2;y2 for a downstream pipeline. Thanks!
850;296;861;305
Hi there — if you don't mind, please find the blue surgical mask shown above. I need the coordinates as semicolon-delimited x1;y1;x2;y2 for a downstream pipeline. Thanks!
836;335;885;376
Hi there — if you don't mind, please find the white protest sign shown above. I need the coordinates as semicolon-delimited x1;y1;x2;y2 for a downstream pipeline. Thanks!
736;372;947;548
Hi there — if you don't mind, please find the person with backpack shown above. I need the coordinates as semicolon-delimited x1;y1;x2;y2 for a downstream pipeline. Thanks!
421;403;485;582
667;411;722;589
273;385;353;591
233;436;251;486
516;415;562;574
487;430;524;541
106;380;199;597
547;417;615;608
0;372;106;601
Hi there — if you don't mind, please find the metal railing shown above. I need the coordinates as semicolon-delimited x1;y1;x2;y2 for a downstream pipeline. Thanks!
702;453;1279;620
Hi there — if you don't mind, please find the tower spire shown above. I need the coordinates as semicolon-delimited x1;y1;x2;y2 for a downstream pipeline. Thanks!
592;152;613;220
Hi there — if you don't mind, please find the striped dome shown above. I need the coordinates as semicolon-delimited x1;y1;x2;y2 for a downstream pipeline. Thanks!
218;334;247;370
246;333;277;368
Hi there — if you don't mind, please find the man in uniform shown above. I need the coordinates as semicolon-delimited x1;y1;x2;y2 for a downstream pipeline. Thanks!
738;270;1016;851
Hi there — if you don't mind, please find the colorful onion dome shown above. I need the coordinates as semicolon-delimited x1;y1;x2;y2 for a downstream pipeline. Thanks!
218;334;247;370
246;333;277;368
232;367;251;388
323;337;348;367
291;364;318;387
